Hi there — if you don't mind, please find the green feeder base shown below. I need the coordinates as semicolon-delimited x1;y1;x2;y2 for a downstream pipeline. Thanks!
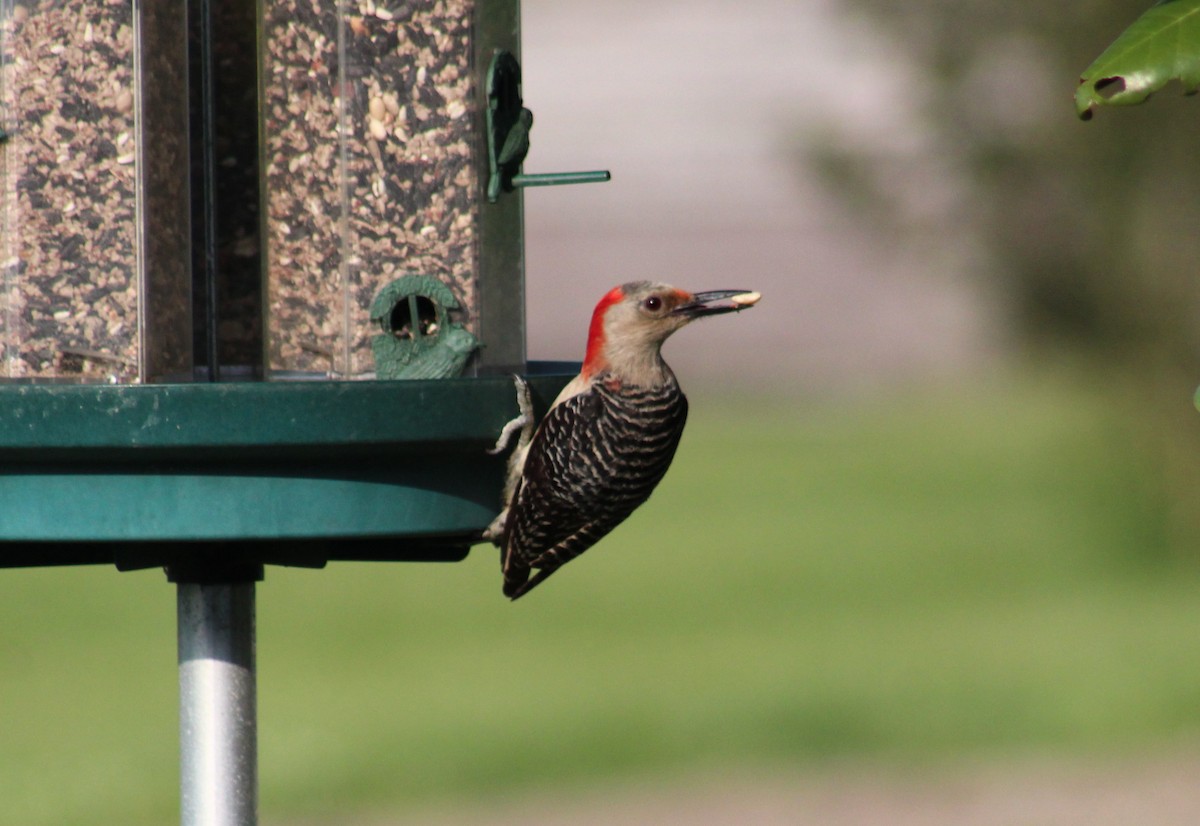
0;363;575;570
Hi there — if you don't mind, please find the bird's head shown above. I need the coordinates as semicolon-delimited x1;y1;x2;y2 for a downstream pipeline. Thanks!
582;281;760;382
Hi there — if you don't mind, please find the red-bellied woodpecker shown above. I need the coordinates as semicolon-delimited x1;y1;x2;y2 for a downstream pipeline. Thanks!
483;281;761;600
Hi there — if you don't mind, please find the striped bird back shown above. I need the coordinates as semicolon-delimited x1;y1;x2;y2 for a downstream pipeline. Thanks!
501;373;689;598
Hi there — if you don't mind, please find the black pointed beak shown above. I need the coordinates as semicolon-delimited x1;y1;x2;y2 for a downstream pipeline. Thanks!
674;290;762;318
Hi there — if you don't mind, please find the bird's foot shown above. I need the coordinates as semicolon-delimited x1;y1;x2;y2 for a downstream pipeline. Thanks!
487;374;534;455
482;510;507;544
484;375;535;546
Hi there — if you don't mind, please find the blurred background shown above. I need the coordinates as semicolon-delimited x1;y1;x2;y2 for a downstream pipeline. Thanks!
7;0;1200;823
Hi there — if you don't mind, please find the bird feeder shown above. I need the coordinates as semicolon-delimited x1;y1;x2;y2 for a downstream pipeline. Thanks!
0;0;191;382
0;0;606;823
259;2;606;379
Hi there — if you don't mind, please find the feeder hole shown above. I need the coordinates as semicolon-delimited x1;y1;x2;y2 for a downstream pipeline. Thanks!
387;295;439;339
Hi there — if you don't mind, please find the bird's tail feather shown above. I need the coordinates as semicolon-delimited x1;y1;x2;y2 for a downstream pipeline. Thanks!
505;566;555;600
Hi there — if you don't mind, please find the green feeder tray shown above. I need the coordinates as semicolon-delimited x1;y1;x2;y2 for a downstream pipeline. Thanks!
0;364;575;571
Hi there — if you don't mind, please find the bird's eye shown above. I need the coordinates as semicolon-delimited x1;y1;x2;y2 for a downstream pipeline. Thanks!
644;296;663;312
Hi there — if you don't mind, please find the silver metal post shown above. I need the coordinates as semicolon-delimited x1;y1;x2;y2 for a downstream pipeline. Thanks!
177;581;258;826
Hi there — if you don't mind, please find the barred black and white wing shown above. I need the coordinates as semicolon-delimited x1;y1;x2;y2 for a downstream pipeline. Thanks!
501;376;689;599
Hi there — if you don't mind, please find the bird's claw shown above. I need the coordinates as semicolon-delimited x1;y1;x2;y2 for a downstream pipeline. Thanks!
481;515;504;543
487;374;534;455
484;375;536;545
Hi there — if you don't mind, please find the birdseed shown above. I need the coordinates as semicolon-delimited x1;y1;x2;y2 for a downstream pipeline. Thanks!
1;0;485;382
262;0;479;378
0;0;140;381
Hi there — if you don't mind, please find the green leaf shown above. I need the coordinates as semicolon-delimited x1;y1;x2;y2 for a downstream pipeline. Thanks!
1076;0;1200;119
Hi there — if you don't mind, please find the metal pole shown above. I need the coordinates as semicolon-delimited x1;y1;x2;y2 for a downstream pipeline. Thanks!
177;580;258;826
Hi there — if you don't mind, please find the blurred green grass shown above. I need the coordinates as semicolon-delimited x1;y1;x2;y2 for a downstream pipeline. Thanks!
2;366;1199;824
